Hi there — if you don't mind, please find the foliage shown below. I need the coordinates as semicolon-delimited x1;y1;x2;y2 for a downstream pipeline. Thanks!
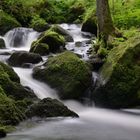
0;10;21;35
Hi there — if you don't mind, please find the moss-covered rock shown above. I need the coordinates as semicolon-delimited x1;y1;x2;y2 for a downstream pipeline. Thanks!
0;62;20;83
30;30;65;54
0;11;21;35
0;86;24;126
29;15;50;32
0;38;6;49
93;35;140;108
8;51;43;67
0;61;36;100
33;51;92;100
30;42;49;56
81;15;97;36
42;31;65;52
49;25;74;42
26;98;79;118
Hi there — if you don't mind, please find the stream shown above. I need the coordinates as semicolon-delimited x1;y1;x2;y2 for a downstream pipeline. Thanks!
0;24;140;140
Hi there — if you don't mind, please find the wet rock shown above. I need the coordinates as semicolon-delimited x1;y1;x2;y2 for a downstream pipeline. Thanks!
31;31;65;53
50;25;74;42
0;129;6;138
30;42;50;56
0;38;6;49
26;98;79;118
8;51;43;67
81;16;97;36
75;41;84;47
88;57;104;71
21;63;33;68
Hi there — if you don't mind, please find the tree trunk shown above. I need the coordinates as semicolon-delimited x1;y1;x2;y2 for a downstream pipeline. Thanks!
96;0;115;43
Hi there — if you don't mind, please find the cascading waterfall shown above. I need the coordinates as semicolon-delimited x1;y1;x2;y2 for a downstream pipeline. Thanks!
1;25;140;140
3;27;40;51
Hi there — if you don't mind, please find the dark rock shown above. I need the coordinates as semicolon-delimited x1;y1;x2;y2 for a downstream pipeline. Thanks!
21;63;33;68
26;98;79;118
8;51;43;67
81;16;97;36
0;129;6;138
88;57;104;71
0;38;6;49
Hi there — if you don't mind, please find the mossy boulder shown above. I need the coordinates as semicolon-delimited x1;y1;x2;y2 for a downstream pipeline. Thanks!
33;51;92;100
0;62;36;100
0;11;21;35
81;15;97;36
30;42;49;56
0;38;6;49
49;25;74;42
8;51;43;67
30;15;50;32
0;61;20;83
0;86;24;126
26;98;79;118
31;31;65;54
93;35;140;108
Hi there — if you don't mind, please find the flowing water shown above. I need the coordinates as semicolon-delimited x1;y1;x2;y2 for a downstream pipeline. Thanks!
1;24;140;140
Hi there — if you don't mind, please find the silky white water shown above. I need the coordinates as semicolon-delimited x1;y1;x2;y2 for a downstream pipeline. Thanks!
1;25;140;140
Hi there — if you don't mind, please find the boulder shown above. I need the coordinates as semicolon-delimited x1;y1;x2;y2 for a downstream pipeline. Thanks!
0;128;6;138
0;11;21;35
0;61;20;83
0;62;36;100
0;38;6;49
81;15;97;36
0;86;24;126
8;51;43;67
26;98;79;118
49;25;74;42
33;51;92;100
93;35;140;108
30;42;49;56
31;31;65;53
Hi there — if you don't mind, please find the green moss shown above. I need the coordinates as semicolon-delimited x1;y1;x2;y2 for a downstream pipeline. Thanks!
0;62;20;83
0;86;24;126
32;31;65;53
30;42;49;55
94;34;140;108
0;62;35;100
33;51;92;99
49;25;74;42
0;10;21;35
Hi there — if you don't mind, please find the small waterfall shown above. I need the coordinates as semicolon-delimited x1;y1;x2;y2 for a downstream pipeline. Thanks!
3;27;40;51
13;68;58;99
